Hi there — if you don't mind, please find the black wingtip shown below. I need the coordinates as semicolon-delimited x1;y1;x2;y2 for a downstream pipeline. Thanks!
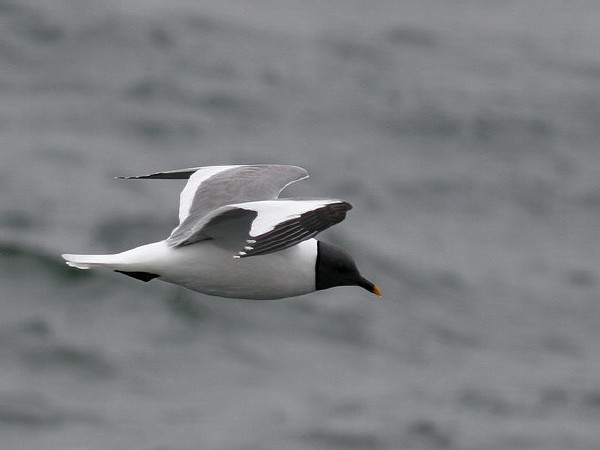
115;169;200;180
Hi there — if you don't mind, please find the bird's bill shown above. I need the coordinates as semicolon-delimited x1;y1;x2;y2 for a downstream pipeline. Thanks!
358;277;382;297
371;284;383;297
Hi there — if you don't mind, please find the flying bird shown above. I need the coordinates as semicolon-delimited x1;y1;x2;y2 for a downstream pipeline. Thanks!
62;164;381;300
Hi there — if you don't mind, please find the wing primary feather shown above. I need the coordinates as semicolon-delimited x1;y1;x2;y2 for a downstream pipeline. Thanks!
237;201;352;257
249;226;308;250
246;230;310;255
116;167;201;180
242;231;318;257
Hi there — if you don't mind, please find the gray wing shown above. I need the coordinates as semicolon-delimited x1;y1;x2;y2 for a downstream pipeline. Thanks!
168;199;352;257
177;165;308;224
118;164;309;225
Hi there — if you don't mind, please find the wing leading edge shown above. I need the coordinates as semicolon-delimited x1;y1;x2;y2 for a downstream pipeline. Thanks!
168;199;352;258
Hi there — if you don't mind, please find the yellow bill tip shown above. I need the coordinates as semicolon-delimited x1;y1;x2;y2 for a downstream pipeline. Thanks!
372;284;383;297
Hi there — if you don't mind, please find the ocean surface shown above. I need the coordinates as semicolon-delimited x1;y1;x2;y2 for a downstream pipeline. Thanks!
2;0;600;448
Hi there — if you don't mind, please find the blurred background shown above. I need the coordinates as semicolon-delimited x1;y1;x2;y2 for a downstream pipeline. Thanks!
2;0;600;448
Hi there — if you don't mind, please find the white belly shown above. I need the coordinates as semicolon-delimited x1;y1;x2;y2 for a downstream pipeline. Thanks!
129;239;318;299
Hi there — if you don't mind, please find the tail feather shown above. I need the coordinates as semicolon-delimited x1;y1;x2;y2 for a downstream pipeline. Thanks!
62;242;166;274
61;253;119;270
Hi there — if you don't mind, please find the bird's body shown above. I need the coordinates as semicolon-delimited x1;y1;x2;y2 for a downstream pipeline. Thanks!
67;239;317;299
62;164;381;300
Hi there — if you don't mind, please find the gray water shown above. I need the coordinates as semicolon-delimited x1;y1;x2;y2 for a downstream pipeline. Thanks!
2;0;600;448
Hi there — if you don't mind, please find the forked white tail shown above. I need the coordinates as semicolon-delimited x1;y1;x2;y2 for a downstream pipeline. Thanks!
62;241;169;273
62;253;120;270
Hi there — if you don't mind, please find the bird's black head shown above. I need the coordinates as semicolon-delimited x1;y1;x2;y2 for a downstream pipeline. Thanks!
315;241;382;297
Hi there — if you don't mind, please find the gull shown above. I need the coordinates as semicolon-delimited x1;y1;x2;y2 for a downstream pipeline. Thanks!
62;164;381;300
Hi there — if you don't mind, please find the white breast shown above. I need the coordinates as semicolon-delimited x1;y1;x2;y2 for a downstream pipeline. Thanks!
148;239;318;299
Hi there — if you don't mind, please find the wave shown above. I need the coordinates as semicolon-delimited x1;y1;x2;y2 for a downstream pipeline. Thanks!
1;318;116;378
0;240;92;280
